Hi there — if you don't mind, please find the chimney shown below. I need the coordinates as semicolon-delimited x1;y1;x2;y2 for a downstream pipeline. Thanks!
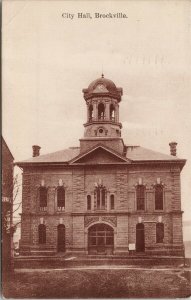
32;145;41;157
169;142;177;156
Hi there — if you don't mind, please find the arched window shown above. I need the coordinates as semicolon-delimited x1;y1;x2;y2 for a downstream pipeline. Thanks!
155;184;163;210
110;195;114;210
95;186;106;210
89;105;93;121
87;195;91;210
110;104;115;121
98;103;105;120
136;185;145;211
156;223;164;243
57;187;65;210
39;187;47;210
38;224;46;244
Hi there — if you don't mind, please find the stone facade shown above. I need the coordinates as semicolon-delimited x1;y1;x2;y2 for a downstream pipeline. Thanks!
17;75;186;256
19;163;184;256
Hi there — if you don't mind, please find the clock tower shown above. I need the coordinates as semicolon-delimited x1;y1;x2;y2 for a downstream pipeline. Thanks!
80;74;125;154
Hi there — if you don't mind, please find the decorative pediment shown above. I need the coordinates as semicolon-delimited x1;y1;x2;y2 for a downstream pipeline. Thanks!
70;145;130;165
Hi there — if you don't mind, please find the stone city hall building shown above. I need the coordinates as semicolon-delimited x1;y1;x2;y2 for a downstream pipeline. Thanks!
17;75;186;256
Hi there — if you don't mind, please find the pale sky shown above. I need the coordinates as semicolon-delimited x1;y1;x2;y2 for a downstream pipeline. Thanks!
2;1;191;228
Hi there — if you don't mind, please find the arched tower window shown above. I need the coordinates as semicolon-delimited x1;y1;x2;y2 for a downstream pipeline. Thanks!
136;185;145;211
98;103;105;120
156;223;164;243
110;104;115;121
57;186;65;210
87;195;91;210
155;184;163;210
110;195;114;210
89;104;93;121
39;186;47;211
38;224;46;244
95;186;106;210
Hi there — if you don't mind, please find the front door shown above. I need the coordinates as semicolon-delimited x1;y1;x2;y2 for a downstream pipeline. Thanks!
88;223;114;255
136;223;145;252
57;224;65;252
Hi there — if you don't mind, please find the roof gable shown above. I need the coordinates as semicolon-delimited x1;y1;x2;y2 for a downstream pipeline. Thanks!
70;145;130;165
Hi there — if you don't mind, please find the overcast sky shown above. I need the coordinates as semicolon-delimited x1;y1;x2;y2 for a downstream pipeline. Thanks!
2;1;191;226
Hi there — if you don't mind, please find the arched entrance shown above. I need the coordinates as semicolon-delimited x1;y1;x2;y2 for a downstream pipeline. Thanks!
57;224;65;252
88;223;114;255
136;223;145;252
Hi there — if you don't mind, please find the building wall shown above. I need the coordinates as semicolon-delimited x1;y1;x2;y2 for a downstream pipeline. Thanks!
20;164;184;256
2;138;14;272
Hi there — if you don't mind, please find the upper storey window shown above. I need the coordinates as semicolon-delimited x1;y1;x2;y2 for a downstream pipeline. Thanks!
57;186;65;211
98;103;105;120
89;104;93;121
39;186;47;211
87;195;91;210
136;185;145;211
95;186;106;210
110;104;115;121
155;184;163;210
110;195;115;210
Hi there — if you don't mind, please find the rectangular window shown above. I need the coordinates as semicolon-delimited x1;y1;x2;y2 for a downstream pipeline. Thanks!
87;195;91;210
110;195;114;210
156;223;164;243
39;187;47;210
137;185;145;210
155;185;163;210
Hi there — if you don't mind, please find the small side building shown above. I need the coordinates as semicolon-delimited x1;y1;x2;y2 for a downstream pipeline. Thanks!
2;137;14;271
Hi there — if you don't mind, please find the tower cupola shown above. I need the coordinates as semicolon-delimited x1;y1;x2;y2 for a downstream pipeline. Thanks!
80;75;125;154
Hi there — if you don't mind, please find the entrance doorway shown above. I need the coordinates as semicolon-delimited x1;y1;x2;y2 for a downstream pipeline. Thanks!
136;223;145;252
57;224;65;252
88;223;114;255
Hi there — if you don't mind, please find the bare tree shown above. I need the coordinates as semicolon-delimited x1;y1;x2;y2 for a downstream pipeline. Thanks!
3;173;22;238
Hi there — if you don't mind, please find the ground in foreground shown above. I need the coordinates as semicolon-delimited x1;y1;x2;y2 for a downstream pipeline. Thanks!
2;268;191;298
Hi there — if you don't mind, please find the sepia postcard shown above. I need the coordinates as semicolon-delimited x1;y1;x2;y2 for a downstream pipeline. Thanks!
2;0;191;298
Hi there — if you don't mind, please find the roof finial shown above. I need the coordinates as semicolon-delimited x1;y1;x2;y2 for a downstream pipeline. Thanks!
101;64;104;78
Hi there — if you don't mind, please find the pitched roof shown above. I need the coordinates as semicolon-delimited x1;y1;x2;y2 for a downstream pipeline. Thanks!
16;144;185;166
16;147;80;164
125;146;182;161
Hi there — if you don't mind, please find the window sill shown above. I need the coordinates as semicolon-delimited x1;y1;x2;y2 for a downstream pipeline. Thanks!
39;207;47;212
57;207;65;212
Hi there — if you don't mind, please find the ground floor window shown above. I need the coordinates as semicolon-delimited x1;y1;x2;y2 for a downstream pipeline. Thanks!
156;223;164;243
57;224;65;252
38;224;46;244
136;223;145;252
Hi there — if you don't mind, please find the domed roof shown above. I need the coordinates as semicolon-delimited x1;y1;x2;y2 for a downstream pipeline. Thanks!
87;74;117;93
83;74;123;102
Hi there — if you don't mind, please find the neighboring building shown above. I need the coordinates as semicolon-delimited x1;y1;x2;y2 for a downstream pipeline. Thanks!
2;137;14;271
16;75;186;256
